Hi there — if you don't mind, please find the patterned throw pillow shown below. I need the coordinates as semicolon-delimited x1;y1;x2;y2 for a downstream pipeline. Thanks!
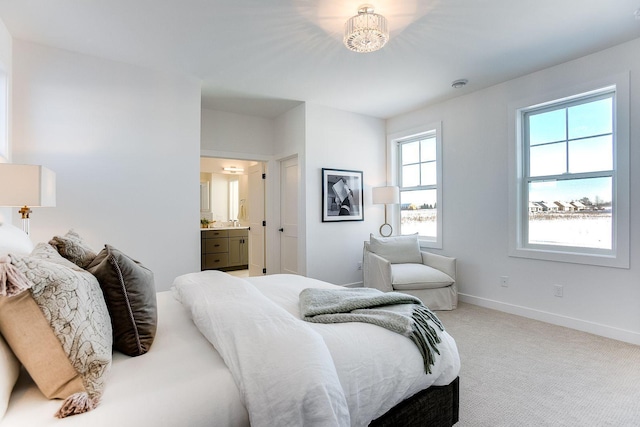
0;244;112;418
49;229;97;268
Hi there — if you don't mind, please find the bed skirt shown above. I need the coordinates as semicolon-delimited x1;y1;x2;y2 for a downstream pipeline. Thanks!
370;376;459;427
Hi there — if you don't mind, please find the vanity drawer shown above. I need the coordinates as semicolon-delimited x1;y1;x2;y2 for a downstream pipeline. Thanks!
203;253;229;269
202;229;229;238
203;238;228;253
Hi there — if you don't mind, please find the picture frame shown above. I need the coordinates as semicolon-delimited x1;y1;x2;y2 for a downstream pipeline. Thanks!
322;168;364;222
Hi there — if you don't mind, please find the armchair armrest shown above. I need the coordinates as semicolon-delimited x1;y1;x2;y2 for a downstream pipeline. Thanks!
421;251;456;281
363;247;394;292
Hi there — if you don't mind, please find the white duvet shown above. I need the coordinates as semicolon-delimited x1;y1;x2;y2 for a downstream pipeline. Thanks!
172;271;460;427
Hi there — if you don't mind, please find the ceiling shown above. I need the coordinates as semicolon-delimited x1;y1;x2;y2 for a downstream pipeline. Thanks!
0;1;639;119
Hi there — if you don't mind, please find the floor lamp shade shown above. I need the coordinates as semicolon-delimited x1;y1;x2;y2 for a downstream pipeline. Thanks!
372;186;400;205
372;186;399;237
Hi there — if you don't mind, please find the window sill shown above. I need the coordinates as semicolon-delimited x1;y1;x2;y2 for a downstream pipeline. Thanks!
508;246;629;269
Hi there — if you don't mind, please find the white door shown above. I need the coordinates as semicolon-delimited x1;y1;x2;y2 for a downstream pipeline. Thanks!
280;156;298;275
248;163;266;276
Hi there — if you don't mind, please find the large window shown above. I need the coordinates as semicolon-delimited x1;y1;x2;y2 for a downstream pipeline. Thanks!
510;76;629;268
393;123;442;248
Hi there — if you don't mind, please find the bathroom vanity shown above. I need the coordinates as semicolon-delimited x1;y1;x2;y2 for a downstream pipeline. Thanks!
201;227;249;271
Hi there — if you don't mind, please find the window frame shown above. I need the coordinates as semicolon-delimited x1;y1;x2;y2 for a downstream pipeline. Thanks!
0;66;7;162
508;73;630;268
388;122;443;249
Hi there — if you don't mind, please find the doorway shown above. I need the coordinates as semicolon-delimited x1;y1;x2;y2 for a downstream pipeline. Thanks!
279;156;299;275
200;157;266;276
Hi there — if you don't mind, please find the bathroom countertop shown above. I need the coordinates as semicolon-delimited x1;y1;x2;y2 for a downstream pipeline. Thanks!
200;226;249;231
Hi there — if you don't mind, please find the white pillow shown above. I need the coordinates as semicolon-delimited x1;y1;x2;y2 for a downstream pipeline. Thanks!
369;233;422;264
0;334;20;421
0;223;33;256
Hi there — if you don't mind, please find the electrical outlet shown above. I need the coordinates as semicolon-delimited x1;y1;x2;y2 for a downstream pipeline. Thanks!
500;276;509;287
554;284;564;297
357;262;362;271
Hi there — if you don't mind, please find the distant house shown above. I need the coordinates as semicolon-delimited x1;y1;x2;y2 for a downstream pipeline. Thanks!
536;201;558;212
554;201;575;212
529;202;541;213
570;201;588;211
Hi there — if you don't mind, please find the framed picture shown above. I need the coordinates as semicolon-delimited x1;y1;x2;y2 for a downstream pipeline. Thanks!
322;168;364;222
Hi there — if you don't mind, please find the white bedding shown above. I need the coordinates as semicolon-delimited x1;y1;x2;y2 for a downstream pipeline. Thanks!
173;271;350;427
1;272;459;427
1;292;249;427
173;271;460;427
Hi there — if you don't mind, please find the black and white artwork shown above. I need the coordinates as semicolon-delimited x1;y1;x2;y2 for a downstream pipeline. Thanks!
322;168;364;222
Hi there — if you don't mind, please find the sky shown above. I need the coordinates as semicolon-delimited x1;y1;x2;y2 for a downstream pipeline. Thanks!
527;95;613;203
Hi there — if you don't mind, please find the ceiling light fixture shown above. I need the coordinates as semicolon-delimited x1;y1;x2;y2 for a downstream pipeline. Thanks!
344;4;389;53
223;166;244;173
451;79;468;89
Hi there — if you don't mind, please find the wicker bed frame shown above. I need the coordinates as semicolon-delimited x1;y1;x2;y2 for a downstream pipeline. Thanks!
370;377;459;427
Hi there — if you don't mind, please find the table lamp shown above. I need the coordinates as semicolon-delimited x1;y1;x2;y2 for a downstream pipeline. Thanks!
0;164;56;235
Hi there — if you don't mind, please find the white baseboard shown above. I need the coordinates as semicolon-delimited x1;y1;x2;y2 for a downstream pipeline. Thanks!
343;281;364;288
459;293;640;346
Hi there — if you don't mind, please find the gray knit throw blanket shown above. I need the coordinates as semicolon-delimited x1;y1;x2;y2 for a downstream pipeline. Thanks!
299;287;444;374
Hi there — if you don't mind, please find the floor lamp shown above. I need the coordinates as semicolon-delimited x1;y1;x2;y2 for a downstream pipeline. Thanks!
0;164;56;235
372;186;399;237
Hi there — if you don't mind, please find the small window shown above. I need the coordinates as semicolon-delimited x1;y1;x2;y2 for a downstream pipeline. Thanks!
393;123;442;248
510;75;629;268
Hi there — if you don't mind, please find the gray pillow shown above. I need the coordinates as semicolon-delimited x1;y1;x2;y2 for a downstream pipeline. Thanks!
87;245;157;357
369;233;422;264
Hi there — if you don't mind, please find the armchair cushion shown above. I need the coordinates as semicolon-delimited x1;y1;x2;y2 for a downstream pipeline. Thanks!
391;264;455;290
369;234;421;264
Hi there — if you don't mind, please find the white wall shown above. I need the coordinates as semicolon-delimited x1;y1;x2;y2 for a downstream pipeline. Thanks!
12;40;202;291
201;108;274;157
387;37;640;344
305;104;386;286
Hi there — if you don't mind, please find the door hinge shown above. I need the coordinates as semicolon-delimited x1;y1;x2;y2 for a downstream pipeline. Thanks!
262;173;266;179
262;268;267;274
262;220;266;227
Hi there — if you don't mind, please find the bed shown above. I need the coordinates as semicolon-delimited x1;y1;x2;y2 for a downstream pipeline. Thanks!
0;226;460;426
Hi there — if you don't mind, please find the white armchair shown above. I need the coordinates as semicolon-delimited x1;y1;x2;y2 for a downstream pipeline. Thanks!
363;234;457;310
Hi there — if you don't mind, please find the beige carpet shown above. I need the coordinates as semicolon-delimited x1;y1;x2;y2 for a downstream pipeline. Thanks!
436;303;640;427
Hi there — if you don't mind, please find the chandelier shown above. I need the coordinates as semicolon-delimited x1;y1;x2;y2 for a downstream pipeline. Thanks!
343;5;389;53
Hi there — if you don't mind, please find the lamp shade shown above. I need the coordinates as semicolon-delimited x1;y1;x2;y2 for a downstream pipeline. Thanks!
0;164;56;207
372;186;399;205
